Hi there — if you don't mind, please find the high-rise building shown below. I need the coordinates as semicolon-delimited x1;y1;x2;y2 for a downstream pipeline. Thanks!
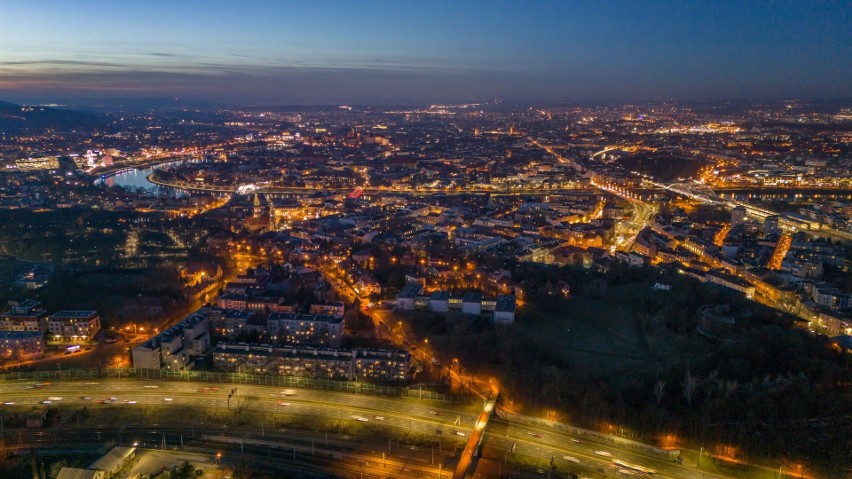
731;206;747;226
764;215;781;235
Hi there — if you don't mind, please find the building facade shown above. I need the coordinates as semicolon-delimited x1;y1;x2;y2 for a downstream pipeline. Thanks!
48;311;100;343
213;342;410;382
0;331;45;361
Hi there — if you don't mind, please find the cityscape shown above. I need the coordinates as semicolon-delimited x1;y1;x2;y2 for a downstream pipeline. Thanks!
0;2;850;479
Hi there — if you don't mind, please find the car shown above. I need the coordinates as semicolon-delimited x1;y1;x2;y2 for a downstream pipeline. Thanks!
355;417;368;422
198;387;209;393
594;451;613;458
3;402;14;405
47;397;62;401
527;432;543;438
41;400;52;404
125;400;137;405
163;398;173;402
210;386;220;391
81;396;91;401
277;401;290;407
280;389;296;396
102;400;112;404
563;456;580;463
109;396;118;401
570;438;581;443
143;385;159;389
429;410;441;416
455;431;466;437
374;416;385;421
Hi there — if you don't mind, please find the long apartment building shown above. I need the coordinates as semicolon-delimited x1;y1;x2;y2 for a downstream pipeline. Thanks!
213;342;410;382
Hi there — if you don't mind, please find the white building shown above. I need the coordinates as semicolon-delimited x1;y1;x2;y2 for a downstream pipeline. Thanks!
395;283;423;311
428;291;450;312
0;300;48;333
462;292;483;315
493;295;517;325
131;313;210;370
48;311;100;343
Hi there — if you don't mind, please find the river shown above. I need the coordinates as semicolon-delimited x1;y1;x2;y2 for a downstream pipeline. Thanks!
96;159;206;196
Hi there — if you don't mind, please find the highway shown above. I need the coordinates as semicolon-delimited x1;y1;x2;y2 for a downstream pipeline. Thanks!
481;419;703;479
0;379;480;438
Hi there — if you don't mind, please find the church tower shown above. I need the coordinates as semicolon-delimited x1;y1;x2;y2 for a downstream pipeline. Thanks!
252;193;263;219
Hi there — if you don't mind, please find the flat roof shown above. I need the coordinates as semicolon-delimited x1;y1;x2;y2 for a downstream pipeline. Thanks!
90;446;135;472
429;291;450;301
50;310;98;319
268;313;343;324
0;331;42;340
495;295;516;312
462;292;484;302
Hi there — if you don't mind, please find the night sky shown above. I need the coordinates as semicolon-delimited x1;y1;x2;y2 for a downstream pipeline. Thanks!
0;0;849;104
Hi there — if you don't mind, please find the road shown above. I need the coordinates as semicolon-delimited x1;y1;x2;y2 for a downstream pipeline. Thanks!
481;419;699;479
591;179;656;253
0;378;479;438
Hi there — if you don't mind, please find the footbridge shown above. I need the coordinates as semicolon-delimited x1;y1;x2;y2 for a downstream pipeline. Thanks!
453;390;499;479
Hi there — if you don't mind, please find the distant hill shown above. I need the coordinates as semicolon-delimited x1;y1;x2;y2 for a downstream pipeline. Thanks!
0;101;105;134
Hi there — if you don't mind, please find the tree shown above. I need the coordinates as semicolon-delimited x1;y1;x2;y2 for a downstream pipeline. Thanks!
683;370;698;406
169;461;196;479
653;380;666;406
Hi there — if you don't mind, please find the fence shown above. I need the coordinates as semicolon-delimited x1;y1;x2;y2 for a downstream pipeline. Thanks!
0;367;471;404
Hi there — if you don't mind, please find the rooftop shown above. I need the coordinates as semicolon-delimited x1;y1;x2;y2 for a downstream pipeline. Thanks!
49;310;98;320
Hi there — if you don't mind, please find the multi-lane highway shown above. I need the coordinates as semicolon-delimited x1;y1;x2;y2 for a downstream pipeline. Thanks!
482;419;701;479
0;378;791;478
0;379;479;437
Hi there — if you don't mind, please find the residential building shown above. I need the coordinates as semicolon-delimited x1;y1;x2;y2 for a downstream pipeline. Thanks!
48;311;100;342
213;342;410;382
131;313;210;370
705;270;756;299
309;301;345;317
0;300;48;333
395;283;423;311
0;331;45;361
493;295;517;325
267;312;344;347
462;292;484;315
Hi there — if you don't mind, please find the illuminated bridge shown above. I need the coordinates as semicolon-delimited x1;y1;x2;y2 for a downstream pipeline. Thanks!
663;182;726;205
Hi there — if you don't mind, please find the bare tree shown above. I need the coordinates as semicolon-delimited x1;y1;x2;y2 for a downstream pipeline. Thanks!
683;370;698;406
653;380;666;406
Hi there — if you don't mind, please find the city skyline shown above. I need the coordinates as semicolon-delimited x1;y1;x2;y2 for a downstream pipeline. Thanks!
1;0;850;104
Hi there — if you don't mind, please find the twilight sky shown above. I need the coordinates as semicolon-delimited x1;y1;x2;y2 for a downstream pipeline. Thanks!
0;0;849;105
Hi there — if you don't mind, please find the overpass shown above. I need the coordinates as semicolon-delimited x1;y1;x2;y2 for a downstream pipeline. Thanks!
453;390;499;479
